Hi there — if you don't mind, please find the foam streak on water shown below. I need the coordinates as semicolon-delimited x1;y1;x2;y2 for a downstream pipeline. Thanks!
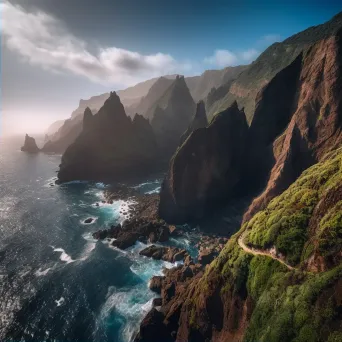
0;137;190;342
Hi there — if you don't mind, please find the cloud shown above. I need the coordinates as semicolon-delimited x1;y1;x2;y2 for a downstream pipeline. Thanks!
259;34;282;44
204;48;260;68
204;50;239;68
0;1;191;86
241;49;259;62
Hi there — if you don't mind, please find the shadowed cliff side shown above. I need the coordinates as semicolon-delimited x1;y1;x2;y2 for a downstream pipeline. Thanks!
244;30;342;221
180;100;208;145
136;17;342;342
149;75;196;156
57;92;158;183
21;134;40;153
159;101;248;223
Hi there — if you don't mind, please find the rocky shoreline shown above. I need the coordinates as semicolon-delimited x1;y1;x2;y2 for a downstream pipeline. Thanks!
90;191;230;341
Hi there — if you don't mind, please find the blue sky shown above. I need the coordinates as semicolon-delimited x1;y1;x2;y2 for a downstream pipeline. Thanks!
1;0;342;134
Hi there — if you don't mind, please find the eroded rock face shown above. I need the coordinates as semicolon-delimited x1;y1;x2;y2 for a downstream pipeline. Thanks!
244;32;342;221
159;101;248;223
21;134;40;153
149;75;196;156
57;92;158;183
180;100;208;145
135;17;342;342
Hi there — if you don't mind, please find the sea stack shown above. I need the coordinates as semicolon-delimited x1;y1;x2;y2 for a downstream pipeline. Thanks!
21;134;40;153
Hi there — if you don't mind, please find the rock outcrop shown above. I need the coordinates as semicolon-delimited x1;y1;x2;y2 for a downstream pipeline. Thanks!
206;11;342;122
82;107;93;130
57;92;158;183
139;245;190;263
136;146;342;342
180;100;208;145
135;13;342;342
92;218;169;250
243;30;342;221
159;101;248;223
21;134;40;153
149;75;196;155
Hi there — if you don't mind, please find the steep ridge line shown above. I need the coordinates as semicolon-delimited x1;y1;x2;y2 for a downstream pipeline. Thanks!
238;230;295;270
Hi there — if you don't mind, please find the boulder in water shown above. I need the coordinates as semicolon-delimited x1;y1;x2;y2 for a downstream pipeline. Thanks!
21;134;40;153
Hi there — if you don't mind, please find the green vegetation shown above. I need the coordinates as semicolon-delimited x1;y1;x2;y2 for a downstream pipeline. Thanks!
187;147;342;341
318;200;342;257
245;147;342;266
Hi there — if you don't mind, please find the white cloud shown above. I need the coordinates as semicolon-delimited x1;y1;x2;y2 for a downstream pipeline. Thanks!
204;49;239;68
0;1;281;87
241;48;259;62
204;48;260;68
0;1;191;86
260;34;282;44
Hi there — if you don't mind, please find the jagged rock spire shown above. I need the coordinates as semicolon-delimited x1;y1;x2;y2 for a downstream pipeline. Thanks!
83;107;93;130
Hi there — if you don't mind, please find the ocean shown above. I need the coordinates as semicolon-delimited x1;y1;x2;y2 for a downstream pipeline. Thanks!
0;136;197;342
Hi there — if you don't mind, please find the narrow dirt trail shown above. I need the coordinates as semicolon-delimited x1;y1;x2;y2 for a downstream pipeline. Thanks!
238;231;295;271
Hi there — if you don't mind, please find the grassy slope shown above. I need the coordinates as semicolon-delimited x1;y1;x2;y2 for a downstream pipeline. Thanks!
188;147;342;342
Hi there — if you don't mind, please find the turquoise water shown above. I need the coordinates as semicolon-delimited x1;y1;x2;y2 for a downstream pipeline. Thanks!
0;136;198;342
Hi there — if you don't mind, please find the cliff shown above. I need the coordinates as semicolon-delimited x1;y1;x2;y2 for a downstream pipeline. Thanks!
159;101;248;223
57;92;158;183
149;75;196;155
136;145;342;342
206;11;342;122
160;25;342;225
21;134;40;153
137;12;342;342
180;100;208;145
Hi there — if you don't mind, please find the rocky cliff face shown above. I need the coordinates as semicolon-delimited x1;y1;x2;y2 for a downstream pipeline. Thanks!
160;27;342;225
186;65;248;103
149;75;196;155
244;30;342;221
21;134;40;153
159;101;248;223
127;77;175;117
140;14;342;342
180;100;208;145
57;92;158;183
136;145;342;342
207;11;342;122
41;117;83;154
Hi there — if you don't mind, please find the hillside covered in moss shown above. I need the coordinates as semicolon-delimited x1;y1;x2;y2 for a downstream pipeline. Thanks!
136;146;342;342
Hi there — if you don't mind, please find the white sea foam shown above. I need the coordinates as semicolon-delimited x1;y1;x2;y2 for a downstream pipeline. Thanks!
145;186;161;194
55;297;65;307
93;198;137;224
79;242;96;261
80;216;98;225
99;286;154;342
35;267;51;276
51;247;75;264
132;180;160;189
95;182;107;189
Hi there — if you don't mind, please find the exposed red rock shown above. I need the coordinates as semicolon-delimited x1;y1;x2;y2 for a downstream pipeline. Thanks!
244;32;342;221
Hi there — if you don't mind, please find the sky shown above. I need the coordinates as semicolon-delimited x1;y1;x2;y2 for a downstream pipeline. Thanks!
1;0;341;135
